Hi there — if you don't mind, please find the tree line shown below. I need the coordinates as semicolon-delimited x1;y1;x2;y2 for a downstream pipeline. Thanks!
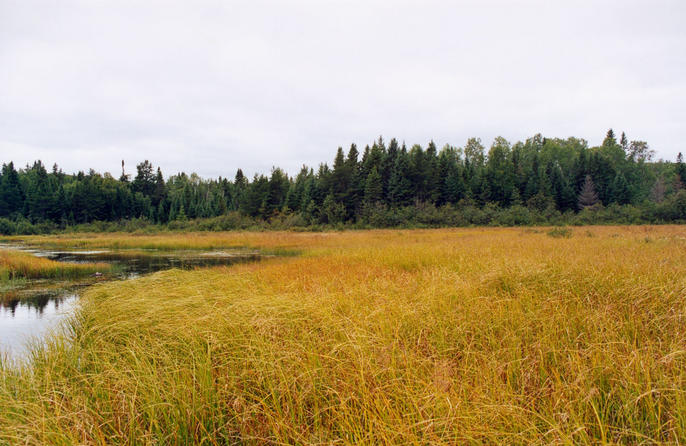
1;129;685;233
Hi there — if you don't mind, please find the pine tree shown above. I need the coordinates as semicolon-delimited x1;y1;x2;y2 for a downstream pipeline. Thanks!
578;175;599;209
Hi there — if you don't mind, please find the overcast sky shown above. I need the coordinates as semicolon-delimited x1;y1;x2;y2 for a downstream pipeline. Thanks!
1;0;685;178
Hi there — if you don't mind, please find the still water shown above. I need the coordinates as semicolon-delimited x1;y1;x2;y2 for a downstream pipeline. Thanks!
0;294;78;362
0;245;262;363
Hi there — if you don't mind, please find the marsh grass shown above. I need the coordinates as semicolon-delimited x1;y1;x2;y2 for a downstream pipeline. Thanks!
0;249;111;281
1;226;685;444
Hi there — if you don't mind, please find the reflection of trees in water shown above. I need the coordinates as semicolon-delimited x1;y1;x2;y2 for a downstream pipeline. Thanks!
48;252;261;276
1;293;67;316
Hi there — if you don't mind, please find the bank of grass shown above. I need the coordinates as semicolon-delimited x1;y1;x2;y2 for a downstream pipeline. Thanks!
0;249;111;282
11;231;311;253
1;226;685;444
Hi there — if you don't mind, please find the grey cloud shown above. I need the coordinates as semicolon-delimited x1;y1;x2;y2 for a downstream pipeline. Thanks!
1;0;685;178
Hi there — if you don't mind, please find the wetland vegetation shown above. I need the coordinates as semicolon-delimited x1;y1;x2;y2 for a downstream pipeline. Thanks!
1;226;685;444
0;248;110;283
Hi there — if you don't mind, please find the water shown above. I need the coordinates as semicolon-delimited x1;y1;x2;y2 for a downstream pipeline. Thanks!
0;294;78;363
0;245;262;363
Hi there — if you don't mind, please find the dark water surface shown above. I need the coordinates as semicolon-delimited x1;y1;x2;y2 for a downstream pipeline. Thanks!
0;245;262;363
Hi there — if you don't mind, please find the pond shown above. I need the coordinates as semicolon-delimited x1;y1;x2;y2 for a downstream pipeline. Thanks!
0;245;263;363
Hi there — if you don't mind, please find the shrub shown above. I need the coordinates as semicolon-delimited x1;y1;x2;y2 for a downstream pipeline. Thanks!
547;227;573;238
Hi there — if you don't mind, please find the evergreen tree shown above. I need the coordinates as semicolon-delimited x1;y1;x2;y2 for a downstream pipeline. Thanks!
152;167;166;207
264;168;290;216
485;137;514;206
132;160;156;197
25;161;53;221
620;131;628;152
408;145;426;200
388;148;412;206
523;154;541;200
603;129;616;147
548;163;576;211
0;162;24;217
437;145;464;205
610;172;631;204
424;140;440;202
345;144;362;216
676;153;686;188
578;175;599;209
331;147;351;204
364;166;383;205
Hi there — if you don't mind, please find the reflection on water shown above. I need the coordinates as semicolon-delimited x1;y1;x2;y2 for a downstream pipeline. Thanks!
0;246;263;363
0;293;78;363
44;250;261;278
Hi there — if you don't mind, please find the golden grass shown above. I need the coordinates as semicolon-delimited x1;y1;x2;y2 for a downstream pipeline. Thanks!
0;249;110;281
1;226;686;444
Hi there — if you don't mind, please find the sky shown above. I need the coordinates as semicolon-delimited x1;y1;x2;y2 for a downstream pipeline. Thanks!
1;0;685;179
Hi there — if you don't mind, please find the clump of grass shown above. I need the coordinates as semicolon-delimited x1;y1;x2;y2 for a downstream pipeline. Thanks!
547;226;573;238
0;249;110;281
0;227;685;443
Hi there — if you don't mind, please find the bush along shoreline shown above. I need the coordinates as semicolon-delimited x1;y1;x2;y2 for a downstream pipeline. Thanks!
0;197;684;236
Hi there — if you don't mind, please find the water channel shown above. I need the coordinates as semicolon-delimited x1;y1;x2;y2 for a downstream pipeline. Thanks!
0;244;262;363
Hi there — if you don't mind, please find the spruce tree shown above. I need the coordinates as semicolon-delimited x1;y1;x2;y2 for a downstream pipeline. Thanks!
620;131;628;152
364;166;383;205
345;144;362;216
424;140;440;202
388;149;412;206
578;175;599;209
603;129;616;147
152;167;166;207
0;162;24;217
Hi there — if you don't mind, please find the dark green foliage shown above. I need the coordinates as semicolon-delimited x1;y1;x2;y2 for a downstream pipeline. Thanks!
132;160;156;197
388;147;413;207
676;153;686;189
0;130;684;234
610;173;631;205
485;137;514;206
0;162;25;217
364;166;383;205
